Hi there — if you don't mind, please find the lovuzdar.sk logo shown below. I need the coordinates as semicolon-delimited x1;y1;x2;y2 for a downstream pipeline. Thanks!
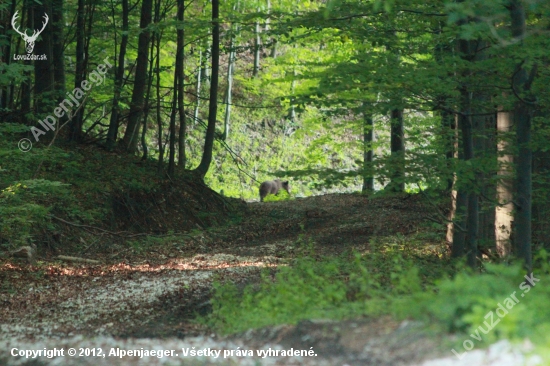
11;10;49;61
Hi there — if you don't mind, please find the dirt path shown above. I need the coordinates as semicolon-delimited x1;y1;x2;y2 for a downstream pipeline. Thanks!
0;194;541;365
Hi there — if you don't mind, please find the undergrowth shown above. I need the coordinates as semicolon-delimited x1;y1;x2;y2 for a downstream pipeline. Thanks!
205;235;450;333
206;236;550;359
0;129;240;253
0;141;155;249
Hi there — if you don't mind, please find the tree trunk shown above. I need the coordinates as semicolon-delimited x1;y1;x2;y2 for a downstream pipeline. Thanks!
468;37;496;260
476;109;497;257
168;85;177;176
154;0;163;174
445;111;459;247
442;109;456;191
458;84;478;268
201;36;210;82
106;0;129;150
509;0;534;271
388;108;405;192
168;0;180;176
122;0;153;152
194;0;219;178
362;110;374;193
140;101;149;160
253;10;261;77
33;0;55;116
19;3;33;123
265;0;270;32
434;24;456;192
451;190;468;258
450;105;467;258
266;0;277;58
496;110;513;257
289;69;296;123
1;0;17;109
270;40;278;58
69;0;86;141
140;32;156;161
177;0;186;167
193;49;202;125
51;0;65;104
222;1;238;141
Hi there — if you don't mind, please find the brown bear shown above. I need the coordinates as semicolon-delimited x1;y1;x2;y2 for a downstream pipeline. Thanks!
259;179;290;202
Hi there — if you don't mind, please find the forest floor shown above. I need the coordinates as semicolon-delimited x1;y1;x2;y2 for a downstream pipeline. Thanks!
0;193;541;365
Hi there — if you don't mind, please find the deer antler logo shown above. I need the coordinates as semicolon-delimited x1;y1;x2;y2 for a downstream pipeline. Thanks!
11;11;49;54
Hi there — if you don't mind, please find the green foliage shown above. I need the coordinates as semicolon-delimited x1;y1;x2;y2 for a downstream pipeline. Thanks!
262;189;292;202
0;125;165;247
0;180;69;247
0;63;31;89
206;231;550;358
389;254;550;358
205;234;445;334
0;123;29;136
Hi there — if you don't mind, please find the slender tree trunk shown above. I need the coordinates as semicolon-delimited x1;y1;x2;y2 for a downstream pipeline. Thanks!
446;114;462;252
509;0;534;271
270;40;278;58
122;0;153;152
201;36;210;82
459;84;478;268
167;0;178;175
449;106;466;258
451;190;469;258
168;87;177;176
476;109;497;256
140;103;149;160
68;0;86;141
449;108;466;257
156;36;163;173
362;109;374;193
496;110;513;257
140;31;156;161
362;117;374;192
194;0;219;178
106;0;129;149
75;0;95;139
265;0;270;32
168;0;180;176
289;69;297;123
388;108;405;192
177;0;186;167
193;50;202;125
222;58;233;140
434;23;456;192
33;0;55;116
1;0;17;109
265;0;277;58
154;0;163;174
253;9;261;77
442;109;456;191
5;6;16;109
51;0;65;104
223;1;238;141
19;3;32;122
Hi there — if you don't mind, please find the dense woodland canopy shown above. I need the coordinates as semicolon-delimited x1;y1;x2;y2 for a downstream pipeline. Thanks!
1;0;550;272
